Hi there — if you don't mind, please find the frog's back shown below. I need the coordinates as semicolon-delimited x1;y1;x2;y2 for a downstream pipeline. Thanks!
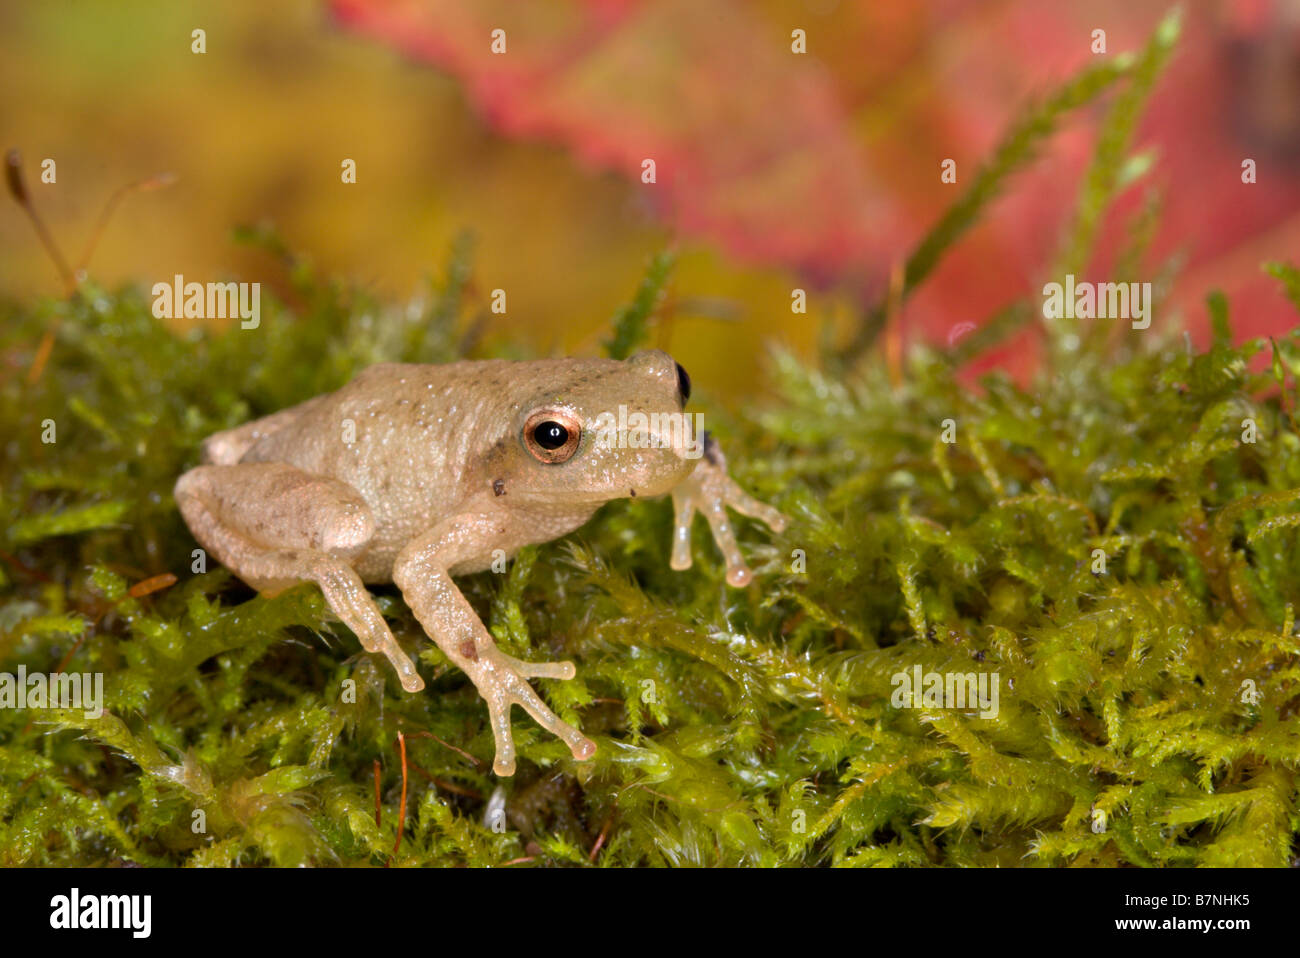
240;360;521;531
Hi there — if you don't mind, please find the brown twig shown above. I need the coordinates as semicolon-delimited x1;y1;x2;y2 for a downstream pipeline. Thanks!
406;729;482;767
5;148;175;385
588;814;613;862
5;149;74;295
75;171;176;275
0;549;53;584
127;572;177;599
392;732;408;859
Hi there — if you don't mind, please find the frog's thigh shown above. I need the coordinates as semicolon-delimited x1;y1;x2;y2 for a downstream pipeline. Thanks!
175;463;424;692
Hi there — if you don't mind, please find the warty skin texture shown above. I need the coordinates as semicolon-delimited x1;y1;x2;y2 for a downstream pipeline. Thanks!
175;349;785;774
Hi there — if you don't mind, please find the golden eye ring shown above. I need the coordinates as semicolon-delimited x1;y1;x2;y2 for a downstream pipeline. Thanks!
523;409;582;464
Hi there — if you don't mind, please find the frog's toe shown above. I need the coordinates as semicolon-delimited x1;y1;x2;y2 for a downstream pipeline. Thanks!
503;655;576;681
670;498;697;571
379;650;423;692
488;753;514;779
714;482;785;585
504;672;597;764
493;753;517;777
701;498;753;588
478;652;595;775
483;690;518;777
725;563;754;588
721;476;787;533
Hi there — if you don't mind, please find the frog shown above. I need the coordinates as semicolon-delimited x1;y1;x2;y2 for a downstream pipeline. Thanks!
174;349;786;775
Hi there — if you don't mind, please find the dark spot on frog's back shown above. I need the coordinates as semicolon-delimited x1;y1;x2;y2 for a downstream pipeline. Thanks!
493;478;506;496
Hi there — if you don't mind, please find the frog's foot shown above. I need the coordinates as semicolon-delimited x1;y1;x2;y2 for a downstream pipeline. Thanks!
464;647;597;776
671;434;786;587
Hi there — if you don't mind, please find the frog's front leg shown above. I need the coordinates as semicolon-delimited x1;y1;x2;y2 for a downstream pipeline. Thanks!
392;512;596;776
671;432;786;587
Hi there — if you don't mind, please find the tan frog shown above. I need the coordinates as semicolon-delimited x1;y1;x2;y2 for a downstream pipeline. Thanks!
175;350;785;775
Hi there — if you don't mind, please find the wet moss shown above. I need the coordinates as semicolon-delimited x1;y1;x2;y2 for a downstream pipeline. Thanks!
3;245;1297;866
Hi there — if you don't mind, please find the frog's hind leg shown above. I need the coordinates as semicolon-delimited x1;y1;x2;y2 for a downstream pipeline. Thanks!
175;462;425;692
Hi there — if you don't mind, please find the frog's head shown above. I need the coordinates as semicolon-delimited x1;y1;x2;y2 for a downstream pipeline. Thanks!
497;349;700;507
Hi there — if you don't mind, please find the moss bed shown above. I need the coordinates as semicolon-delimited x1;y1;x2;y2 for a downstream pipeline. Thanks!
2;239;1298;866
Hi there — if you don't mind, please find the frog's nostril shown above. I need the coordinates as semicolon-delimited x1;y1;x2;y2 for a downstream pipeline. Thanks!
675;362;691;404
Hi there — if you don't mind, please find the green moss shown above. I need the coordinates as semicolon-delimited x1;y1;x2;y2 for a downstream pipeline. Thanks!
3;11;1299;866
3;254;1297;867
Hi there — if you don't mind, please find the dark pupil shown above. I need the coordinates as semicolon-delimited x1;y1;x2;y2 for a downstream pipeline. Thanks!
675;362;692;403
535;421;569;450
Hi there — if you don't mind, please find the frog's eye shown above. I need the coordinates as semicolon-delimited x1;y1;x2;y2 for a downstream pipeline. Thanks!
523;410;582;464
